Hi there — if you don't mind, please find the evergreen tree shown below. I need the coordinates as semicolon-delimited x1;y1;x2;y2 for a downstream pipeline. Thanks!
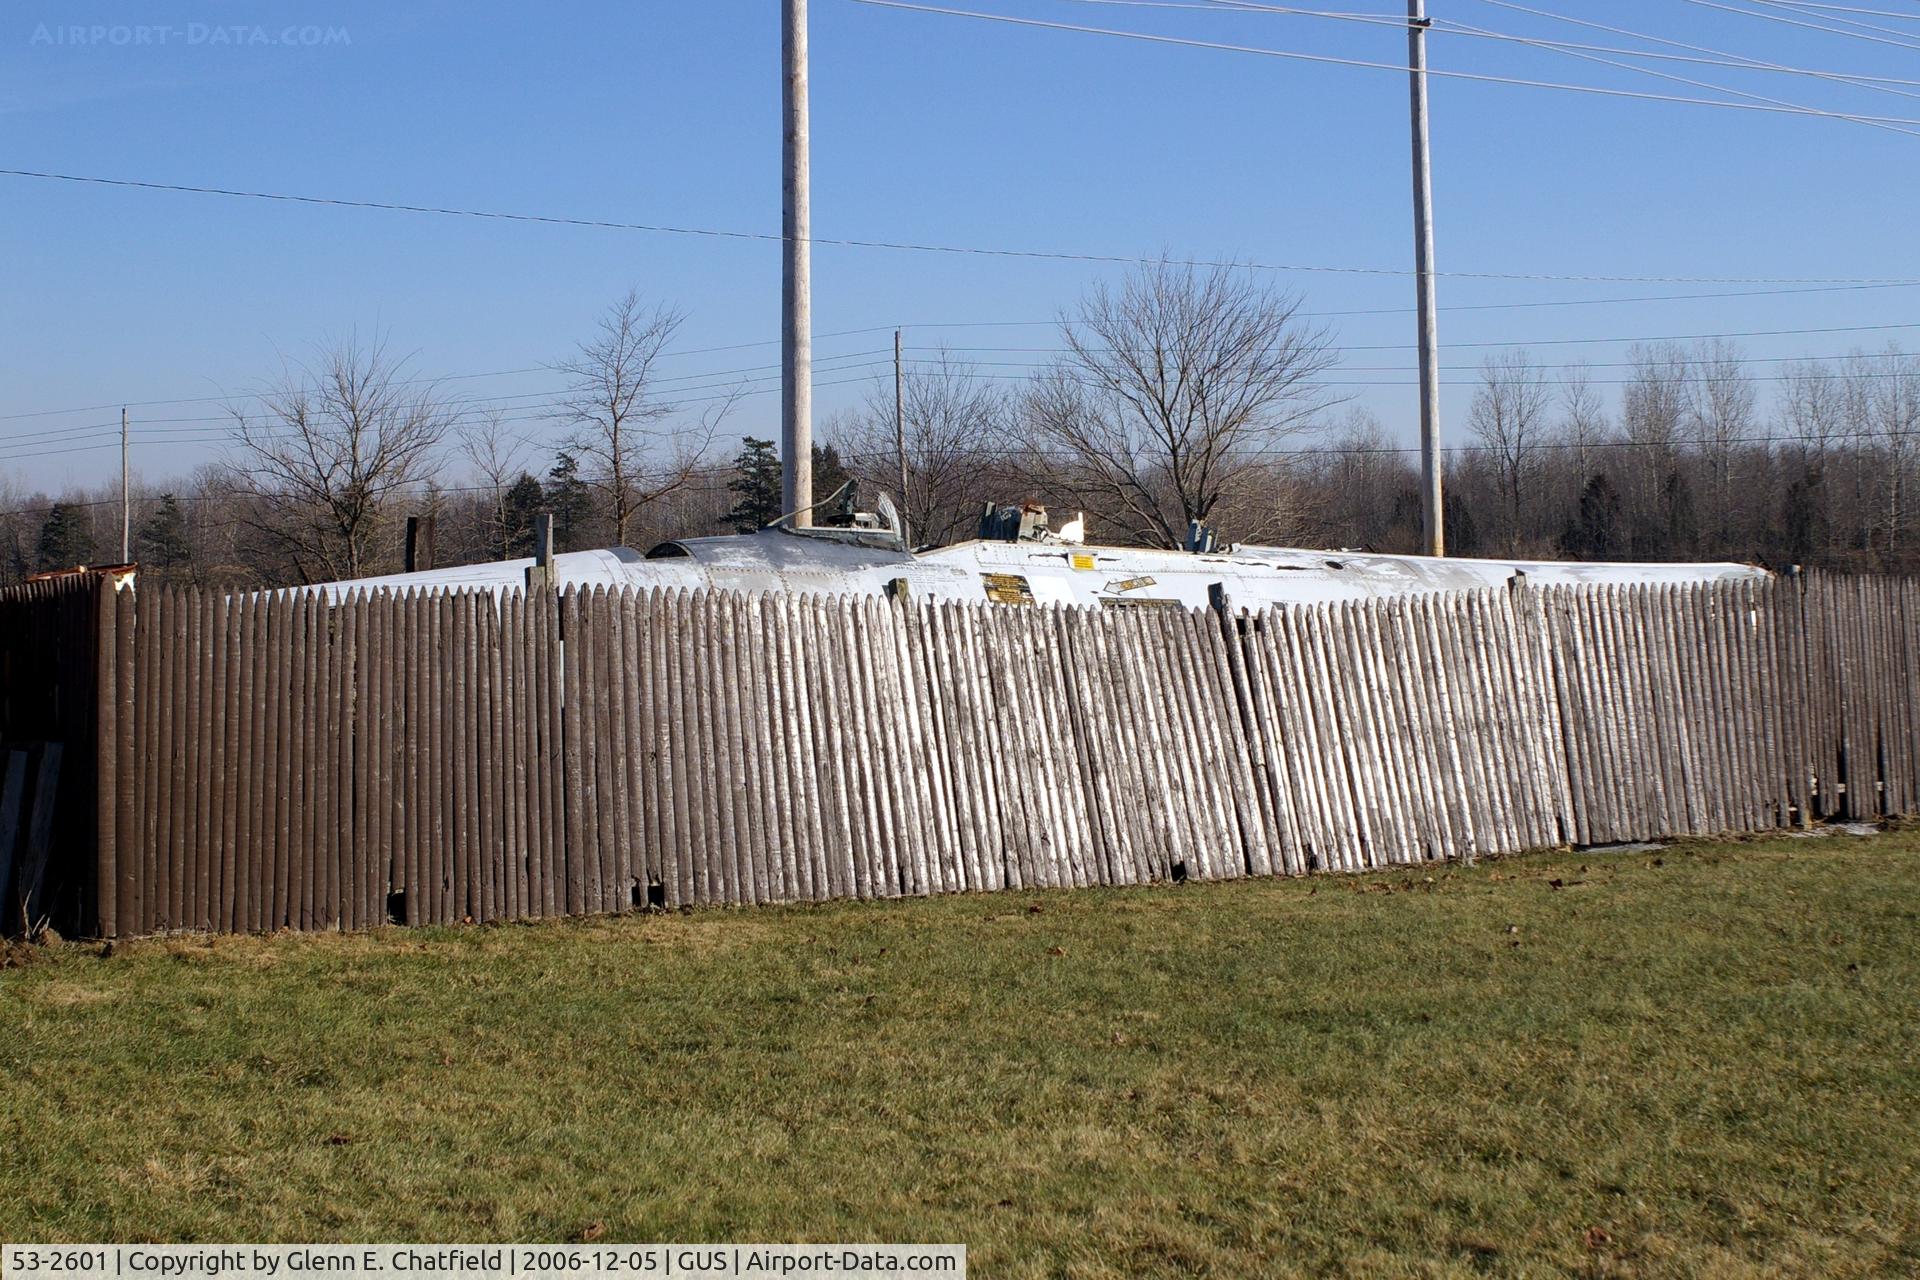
1780;464;1828;566
726;437;859;533
1441;492;1480;558
544;452;593;551
726;437;784;532
137;493;194;579
1562;473;1624;560
813;443;853;526
35;502;94;572
502;472;545;558
1663;468;1698;558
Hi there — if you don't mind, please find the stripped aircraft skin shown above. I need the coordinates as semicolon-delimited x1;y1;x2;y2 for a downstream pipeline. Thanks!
312;527;1764;610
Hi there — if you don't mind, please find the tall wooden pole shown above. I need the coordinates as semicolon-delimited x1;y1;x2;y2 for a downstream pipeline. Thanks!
782;0;814;527
894;328;909;546
120;406;130;563
1408;0;1444;556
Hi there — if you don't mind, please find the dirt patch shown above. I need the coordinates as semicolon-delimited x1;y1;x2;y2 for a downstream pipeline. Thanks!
0;939;48;970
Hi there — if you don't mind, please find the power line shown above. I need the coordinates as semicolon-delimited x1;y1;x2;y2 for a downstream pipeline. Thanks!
1679;0;1920;51
9;280;1917;431
900;344;1920;371
1464;0;1920;98
9;424;1920;523
930;319;1920;353
0;374;896;466
0;351;899;449
1767;0;1920;20
1073;0;1405;23
849;0;1920;130
4;165;1918;286
1203;0;1920;99
1423;13;1920;139
1747;0;1920;42
6;321;1915;450
0;340;897;425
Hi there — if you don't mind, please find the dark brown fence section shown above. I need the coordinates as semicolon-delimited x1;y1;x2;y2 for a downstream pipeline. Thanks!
1797;574;1920;822
95;585;1291;930
9;570;1918;938
0;574;108;937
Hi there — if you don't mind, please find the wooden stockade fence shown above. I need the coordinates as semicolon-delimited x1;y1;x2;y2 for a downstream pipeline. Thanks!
0;570;1914;939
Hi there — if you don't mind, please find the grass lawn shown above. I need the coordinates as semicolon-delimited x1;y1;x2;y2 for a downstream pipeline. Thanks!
3;831;1917;1278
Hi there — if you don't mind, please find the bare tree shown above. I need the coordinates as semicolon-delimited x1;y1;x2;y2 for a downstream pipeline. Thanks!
1557;362;1608;483
460;409;533;560
832;347;1010;547
1620;342;1691;554
225;336;454;582
1009;258;1340;548
1466;349;1552;553
553;290;726;547
1684;338;1756;555
1864;346;1920;561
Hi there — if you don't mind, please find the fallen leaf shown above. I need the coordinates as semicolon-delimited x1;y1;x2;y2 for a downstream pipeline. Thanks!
1047;945;1067;957
577;1223;605;1243
1584;1227;1611;1251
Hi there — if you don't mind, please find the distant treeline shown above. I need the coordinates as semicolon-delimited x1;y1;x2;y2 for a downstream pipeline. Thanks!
4;263;1916;587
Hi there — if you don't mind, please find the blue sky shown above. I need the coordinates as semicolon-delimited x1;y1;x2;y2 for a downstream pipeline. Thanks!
3;0;1917;493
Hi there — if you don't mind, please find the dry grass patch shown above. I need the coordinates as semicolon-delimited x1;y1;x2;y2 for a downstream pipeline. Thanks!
2;833;1917;1277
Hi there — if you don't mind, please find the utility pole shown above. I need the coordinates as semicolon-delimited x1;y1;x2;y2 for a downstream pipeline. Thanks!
1408;0;1444;557
782;0;814;527
894;328;909;547
120;406;130;563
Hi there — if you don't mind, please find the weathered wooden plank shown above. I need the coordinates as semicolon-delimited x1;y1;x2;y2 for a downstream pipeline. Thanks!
1136;607;1215;879
777;595;821;900
730;593;774;905
1024;603;1087;888
805;594;862;898
114;586;139;934
936;601;998;890
647;590;685;908
1380;598;1443;863
477;591;503;921
1250;610;1314;873
312;592;336;930
1060;609;1127;886
1289;602;1345;871
748;595;796;903
845;594;900;896
1181;606;1258;878
1586;586;1640;842
293;593;317;931
90;584;118;939
619;588;650;910
666;590;708;905
875;595;930;894
893;597;948;894
558;588;587;915
986;603;1039;888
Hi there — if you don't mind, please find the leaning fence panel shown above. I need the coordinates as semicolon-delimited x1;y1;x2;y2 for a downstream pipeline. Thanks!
4;568;1916;938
